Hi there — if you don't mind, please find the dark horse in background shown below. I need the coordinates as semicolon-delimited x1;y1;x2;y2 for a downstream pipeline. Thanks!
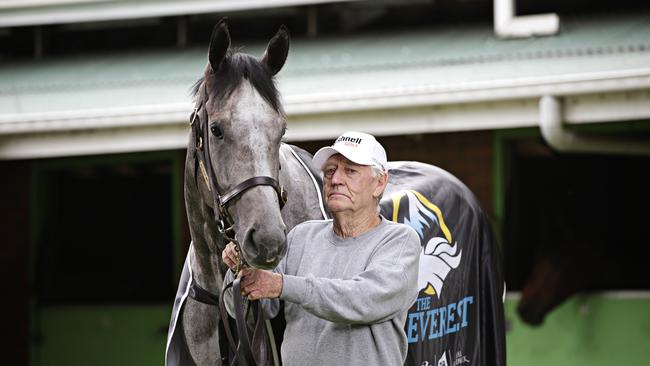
512;154;650;326
166;19;506;366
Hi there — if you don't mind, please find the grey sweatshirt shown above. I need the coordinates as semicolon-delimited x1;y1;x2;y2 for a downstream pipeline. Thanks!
226;216;421;366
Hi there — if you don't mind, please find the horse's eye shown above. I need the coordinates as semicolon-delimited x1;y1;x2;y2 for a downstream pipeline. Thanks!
210;123;223;139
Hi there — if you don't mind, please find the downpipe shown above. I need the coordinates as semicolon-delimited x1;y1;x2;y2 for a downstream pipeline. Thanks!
494;0;559;38
539;95;650;155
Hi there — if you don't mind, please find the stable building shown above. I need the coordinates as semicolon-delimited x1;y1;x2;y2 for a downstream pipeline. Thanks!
1;1;649;365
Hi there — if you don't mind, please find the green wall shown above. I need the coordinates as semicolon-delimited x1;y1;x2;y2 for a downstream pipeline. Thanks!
32;305;171;366
505;295;650;365
30;295;650;365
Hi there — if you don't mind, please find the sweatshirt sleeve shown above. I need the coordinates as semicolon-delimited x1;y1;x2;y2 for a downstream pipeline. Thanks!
279;227;421;325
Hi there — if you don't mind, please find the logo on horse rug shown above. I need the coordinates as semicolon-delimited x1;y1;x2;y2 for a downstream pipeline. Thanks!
382;189;473;348
378;163;506;366
388;190;462;297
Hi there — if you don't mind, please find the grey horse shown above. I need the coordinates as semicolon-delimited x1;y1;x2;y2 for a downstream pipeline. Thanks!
165;19;325;366
166;19;506;366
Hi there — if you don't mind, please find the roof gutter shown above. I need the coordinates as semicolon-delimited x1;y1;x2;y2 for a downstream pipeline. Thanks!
0;0;357;27
3;69;650;136
539;95;650;155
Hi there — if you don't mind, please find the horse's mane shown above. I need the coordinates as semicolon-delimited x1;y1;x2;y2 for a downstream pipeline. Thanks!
191;50;283;114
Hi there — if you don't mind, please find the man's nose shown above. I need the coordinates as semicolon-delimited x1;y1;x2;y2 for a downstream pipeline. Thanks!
330;168;345;185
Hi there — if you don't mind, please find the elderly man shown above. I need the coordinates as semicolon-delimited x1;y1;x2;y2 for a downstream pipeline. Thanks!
223;131;421;365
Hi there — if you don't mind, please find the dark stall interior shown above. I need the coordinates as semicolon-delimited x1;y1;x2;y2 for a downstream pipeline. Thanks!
33;155;179;306
504;137;650;323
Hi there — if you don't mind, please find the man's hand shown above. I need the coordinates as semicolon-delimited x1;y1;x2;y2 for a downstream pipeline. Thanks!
239;268;283;300
222;242;239;270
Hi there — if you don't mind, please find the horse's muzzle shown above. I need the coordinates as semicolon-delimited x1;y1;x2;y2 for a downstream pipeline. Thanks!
240;225;287;269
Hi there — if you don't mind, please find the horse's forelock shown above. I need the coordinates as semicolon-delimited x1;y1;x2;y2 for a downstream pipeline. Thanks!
190;77;204;101
191;52;283;114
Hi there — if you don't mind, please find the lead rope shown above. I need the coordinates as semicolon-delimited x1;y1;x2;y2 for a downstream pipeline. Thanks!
233;246;280;366
219;241;279;366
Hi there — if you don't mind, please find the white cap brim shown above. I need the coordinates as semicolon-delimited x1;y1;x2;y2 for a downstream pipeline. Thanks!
312;145;376;170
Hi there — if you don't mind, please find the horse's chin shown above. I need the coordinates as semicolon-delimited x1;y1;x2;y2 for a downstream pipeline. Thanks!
517;301;546;327
245;254;282;270
521;312;545;326
249;262;278;270
238;245;282;269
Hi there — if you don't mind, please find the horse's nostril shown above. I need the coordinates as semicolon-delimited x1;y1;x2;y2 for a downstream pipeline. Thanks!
246;228;260;251
241;223;286;268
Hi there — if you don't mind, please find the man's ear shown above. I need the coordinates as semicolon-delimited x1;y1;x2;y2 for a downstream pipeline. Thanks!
374;172;388;199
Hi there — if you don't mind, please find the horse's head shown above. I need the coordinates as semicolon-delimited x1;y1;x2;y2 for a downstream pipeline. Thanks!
517;255;572;326
517;245;598;326
192;19;290;269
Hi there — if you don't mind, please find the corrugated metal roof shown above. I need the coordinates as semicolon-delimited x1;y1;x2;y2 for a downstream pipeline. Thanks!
2;13;649;115
1;12;649;158
0;50;203;113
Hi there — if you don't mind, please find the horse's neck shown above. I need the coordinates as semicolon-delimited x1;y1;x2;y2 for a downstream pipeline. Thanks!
189;240;224;294
188;211;226;294
184;151;226;294
279;144;328;229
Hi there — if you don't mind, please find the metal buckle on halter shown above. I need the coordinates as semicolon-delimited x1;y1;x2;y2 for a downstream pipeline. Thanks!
216;203;236;241
217;219;236;241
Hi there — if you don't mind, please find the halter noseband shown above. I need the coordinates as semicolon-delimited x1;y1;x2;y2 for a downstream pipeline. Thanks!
190;95;288;248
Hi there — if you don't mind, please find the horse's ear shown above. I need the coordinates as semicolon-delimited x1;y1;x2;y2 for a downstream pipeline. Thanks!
261;25;290;75
209;18;231;73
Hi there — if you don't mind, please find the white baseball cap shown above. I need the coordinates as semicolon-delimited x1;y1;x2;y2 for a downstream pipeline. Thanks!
312;131;388;172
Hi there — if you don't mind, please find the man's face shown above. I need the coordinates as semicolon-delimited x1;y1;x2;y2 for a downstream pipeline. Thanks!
322;154;385;214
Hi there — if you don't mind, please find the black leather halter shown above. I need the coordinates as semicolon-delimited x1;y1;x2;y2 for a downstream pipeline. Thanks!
188;88;285;366
189;97;288;243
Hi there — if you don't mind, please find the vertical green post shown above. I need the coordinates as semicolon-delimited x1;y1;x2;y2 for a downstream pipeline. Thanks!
491;127;540;242
171;151;184;285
